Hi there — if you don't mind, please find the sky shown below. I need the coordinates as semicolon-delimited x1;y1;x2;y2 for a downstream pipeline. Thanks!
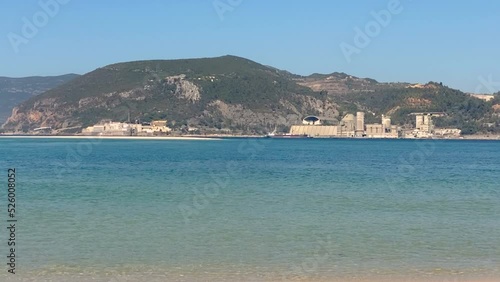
1;0;499;93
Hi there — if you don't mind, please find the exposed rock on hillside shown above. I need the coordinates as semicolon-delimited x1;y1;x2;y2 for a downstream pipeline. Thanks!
0;74;79;124
3;56;338;134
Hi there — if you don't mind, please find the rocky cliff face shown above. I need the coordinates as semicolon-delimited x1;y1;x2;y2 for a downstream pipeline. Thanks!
207;96;339;130
0;74;79;124
5;100;85;131
165;74;201;102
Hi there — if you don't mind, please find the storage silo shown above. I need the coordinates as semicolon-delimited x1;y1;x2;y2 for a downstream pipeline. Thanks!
356;112;365;136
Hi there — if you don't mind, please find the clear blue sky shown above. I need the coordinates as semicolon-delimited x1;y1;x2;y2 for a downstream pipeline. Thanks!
1;0;499;93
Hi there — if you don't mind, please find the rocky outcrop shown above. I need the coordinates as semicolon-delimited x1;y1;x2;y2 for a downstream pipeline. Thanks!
208;100;300;129
3;89;150;132
292;95;339;120
207;95;340;131
4;102;80;131
165;74;201;102
0;74;79;124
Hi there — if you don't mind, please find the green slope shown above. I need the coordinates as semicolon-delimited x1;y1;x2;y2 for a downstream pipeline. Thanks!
0;74;79;124
7;56;322;133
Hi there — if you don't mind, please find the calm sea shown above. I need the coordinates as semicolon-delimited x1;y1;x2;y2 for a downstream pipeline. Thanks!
0;137;499;281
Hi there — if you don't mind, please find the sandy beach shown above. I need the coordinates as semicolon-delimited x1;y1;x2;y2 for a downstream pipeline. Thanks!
2;272;498;282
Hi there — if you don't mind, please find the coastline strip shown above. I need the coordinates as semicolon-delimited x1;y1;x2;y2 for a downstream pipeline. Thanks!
0;135;222;141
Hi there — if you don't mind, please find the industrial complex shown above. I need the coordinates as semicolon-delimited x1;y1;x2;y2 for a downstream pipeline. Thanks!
78;111;461;139
290;112;461;139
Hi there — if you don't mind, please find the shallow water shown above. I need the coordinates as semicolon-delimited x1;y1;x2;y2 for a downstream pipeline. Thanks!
0;137;499;281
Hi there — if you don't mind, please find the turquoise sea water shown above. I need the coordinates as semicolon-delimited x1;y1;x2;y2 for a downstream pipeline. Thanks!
0;137;499;281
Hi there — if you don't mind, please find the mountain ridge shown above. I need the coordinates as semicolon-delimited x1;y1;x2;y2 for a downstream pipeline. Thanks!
2;56;499;134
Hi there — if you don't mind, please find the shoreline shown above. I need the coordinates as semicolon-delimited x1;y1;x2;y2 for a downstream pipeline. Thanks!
0;134;500;141
0;135;222;141
0;269;498;282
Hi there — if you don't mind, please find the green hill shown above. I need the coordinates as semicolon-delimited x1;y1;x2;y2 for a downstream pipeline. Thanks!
3;56;332;134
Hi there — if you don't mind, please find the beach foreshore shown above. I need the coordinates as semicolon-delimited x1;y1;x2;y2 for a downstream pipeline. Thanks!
1;273;498;282
0;265;497;282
